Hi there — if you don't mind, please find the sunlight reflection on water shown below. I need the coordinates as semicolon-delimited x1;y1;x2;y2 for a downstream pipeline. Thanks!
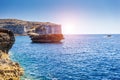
10;35;120;80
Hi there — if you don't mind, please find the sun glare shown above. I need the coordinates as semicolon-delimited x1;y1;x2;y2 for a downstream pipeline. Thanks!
60;17;78;34
62;23;76;34
57;11;79;34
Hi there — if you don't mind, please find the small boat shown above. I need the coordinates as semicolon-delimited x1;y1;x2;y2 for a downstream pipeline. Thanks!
107;34;112;37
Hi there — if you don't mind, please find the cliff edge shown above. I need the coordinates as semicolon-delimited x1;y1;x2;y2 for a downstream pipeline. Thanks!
0;28;24;80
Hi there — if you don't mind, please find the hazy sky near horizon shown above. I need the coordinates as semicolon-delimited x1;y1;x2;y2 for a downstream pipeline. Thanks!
0;0;120;34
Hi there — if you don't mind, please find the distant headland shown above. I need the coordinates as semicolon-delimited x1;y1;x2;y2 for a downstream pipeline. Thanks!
0;19;64;43
0;19;62;35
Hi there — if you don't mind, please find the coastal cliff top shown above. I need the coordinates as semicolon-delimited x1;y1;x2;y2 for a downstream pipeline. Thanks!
0;19;61;27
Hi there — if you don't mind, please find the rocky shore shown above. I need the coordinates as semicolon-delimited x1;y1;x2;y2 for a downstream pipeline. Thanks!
0;28;24;80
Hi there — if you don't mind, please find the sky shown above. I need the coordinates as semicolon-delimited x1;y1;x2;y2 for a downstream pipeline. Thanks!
0;0;120;34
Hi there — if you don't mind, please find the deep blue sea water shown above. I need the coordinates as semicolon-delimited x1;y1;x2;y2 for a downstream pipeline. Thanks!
10;35;120;80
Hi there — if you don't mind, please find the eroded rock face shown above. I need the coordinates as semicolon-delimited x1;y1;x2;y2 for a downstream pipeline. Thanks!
0;28;15;53
0;19;63;35
0;28;24;80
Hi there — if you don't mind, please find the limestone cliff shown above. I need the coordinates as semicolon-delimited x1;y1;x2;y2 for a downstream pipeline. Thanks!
0;28;24;80
0;19;62;35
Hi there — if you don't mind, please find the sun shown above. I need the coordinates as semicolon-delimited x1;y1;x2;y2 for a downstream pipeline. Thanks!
61;18;78;34
57;12;78;34
62;23;75;34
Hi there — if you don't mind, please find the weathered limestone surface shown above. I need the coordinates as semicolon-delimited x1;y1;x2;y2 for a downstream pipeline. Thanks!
0;28;24;80
28;24;63;43
0;19;62;35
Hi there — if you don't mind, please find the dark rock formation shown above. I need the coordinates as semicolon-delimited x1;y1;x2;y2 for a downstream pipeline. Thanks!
29;34;64;43
0;28;15;53
0;28;24;80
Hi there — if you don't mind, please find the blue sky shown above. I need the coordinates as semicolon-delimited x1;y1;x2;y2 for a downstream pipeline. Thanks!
0;0;120;34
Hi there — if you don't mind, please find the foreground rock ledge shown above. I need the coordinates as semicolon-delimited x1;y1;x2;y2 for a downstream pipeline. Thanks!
0;28;24;80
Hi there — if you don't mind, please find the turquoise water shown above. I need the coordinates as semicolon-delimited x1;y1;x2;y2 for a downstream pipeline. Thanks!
10;35;120;80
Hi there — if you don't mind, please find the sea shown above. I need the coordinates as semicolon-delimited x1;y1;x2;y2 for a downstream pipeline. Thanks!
10;35;120;80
